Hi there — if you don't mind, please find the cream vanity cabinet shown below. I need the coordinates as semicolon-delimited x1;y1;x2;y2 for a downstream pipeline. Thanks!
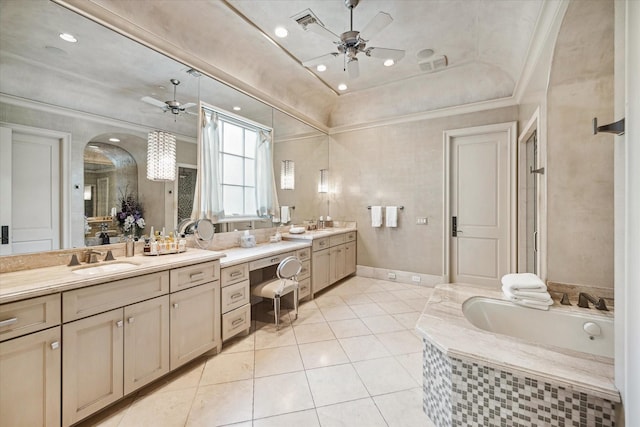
220;262;251;342
296;247;312;299
310;231;356;296
61;260;220;427
0;294;62;427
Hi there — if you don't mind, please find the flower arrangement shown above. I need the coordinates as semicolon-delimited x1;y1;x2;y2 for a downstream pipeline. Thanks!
115;188;145;236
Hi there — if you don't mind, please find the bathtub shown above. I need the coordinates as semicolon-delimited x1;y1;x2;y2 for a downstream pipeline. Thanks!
462;296;614;358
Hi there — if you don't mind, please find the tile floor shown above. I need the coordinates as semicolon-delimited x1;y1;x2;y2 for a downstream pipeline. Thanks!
77;276;437;427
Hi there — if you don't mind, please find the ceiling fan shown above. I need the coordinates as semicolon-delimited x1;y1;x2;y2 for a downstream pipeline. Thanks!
141;78;196;115
299;0;405;79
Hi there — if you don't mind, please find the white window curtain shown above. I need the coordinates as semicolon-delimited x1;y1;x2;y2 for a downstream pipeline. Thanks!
256;129;279;217
191;109;224;221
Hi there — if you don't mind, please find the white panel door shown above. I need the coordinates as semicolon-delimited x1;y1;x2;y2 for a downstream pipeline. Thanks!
0;126;60;254
450;130;510;287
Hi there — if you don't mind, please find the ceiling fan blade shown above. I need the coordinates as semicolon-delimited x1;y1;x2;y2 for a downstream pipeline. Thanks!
306;21;340;43
141;96;168;108
302;52;339;67
366;47;405;62
347;58;360;79
359;12;393;41
181;102;197;110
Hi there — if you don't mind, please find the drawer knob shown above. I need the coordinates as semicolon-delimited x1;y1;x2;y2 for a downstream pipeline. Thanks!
116;320;123;328
0;317;18;328
173;303;179;309
50;341;60;350
128;317;135;324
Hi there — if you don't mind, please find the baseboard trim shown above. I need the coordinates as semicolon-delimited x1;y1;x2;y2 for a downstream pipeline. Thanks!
356;265;443;287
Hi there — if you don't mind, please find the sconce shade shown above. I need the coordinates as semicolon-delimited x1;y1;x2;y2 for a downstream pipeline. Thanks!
83;185;92;200
318;169;329;193
147;131;176;181
281;160;295;190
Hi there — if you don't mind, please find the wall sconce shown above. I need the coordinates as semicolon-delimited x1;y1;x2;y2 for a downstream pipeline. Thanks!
147;130;176;181
318;169;329;193
83;185;92;201
281;160;295;190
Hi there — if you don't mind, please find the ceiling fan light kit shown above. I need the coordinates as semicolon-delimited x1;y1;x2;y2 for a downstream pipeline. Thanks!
141;78;196;116
298;0;405;80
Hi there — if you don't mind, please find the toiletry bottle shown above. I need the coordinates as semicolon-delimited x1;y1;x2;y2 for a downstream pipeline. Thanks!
143;238;151;254
125;235;135;257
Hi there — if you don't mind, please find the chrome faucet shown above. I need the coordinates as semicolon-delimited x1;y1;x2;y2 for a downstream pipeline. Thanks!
577;292;609;311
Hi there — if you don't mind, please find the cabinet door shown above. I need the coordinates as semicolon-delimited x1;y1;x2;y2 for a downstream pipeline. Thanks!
312;248;330;295
170;281;220;369
0;326;61;427
63;309;124;427
124;295;170;394
344;241;357;276
329;244;346;283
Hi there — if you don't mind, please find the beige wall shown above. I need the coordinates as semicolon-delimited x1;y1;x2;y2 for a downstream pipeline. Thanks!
546;0;615;287
328;106;518;277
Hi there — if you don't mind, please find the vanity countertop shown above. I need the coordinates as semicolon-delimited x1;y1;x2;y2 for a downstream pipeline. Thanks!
281;226;357;241
416;283;619;402
219;240;311;268
0;248;224;304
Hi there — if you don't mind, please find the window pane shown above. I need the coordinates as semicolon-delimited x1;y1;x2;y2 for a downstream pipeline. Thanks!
245;130;257;158
222;122;243;156
244;158;255;185
223;185;244;216
222;154;243;185
245;187;256;215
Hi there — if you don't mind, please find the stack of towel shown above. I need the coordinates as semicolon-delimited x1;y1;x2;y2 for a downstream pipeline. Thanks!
501;273;553;310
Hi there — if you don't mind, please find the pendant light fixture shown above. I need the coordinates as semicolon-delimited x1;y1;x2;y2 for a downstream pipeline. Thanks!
318;169;329;193
147;130;176;181
281;160;295;190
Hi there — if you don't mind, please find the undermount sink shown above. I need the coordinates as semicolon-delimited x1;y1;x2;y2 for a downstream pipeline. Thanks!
72;261;140;276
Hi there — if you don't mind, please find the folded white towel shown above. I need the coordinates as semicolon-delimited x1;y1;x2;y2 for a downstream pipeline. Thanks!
371;206;382;227
501;273;546;292
385;206;398;227
280;206;290;224
510;298;552;311
502;285;553;303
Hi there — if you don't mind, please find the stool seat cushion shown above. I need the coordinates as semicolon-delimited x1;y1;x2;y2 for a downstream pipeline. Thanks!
252;278;297;298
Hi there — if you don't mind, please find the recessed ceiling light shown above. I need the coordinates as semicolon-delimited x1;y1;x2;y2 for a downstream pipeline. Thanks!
233;106;241;111
417;48;435;59
383;59;395;67
338;83;347;91
274;26;288;38
108;137;120;142
59;33;77;43
316;64;327;72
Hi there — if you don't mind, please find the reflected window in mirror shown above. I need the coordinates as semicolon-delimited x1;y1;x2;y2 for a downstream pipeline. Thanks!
177;165;197;225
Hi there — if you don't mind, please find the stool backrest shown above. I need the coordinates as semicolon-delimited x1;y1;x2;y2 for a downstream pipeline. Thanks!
276;256;302;280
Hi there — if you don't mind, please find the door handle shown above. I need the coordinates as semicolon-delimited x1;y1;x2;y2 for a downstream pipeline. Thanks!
452;216;462;237
1;225;8;245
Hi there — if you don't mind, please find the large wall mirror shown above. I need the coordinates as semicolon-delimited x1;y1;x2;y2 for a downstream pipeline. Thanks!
0;0;328;254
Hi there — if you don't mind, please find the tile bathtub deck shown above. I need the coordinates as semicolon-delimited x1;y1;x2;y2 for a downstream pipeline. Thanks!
76;276;436;427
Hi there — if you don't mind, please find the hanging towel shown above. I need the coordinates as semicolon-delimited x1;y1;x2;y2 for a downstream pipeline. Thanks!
371;206;383;227
386;206;398;227
280;206;291;224
501;273;547;292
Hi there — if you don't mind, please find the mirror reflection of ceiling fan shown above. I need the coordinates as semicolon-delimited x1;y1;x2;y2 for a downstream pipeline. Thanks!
141;78;196;115
299;0;405;79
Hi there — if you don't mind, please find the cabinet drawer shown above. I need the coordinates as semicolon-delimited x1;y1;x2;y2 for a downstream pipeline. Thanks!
63;272;169;322
221;263;249;287
345;231;356;242
298;278;311;299
222;304;251;341
249;252;294;271
0;294;61;342
170;261;219;292
329;233;346;247
221;280;250;314
298;260;311;281
312;237;330;251
296;247;311;261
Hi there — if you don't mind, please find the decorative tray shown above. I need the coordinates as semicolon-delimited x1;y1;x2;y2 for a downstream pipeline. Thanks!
143;247;187;256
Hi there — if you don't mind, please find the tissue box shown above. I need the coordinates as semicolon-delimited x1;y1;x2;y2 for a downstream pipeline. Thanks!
240;234;256;248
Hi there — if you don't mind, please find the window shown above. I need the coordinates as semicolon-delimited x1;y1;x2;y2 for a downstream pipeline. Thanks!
219;119;258;217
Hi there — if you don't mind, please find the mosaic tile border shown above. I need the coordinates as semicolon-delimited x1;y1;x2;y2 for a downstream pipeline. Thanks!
422;339;616;427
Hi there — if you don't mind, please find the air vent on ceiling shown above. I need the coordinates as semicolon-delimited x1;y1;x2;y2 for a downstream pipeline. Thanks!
292;9;324;30
418;55;448;73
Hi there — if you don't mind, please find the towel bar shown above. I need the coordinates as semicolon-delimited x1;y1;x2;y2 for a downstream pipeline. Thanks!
367;206;404;210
